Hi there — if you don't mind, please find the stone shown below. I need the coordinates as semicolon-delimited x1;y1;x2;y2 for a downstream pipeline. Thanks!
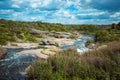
0;48;7;60
41;49;56;56
87;43;96;49
17;49;48;59
97;45;107;50
28;28;41;34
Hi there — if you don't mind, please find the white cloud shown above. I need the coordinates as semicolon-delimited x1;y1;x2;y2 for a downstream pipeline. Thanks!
0;10;14;14
77;12;107;16
110;12;120;18
11;0;72;10
1;0;120;24
12;4;20;8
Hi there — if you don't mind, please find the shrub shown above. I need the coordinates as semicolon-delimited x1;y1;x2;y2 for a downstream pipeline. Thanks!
54;42;59;47
95;30;111;42
86;39;93;46
26;42;120;80
37;46;47;49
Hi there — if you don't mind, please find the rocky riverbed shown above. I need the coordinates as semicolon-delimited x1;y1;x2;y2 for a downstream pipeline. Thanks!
0;33;96;80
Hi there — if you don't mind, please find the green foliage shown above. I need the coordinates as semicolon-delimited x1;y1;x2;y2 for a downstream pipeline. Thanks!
86;39;93;46
26;42;120;80
95;30;111;42
68;35;76;39
111;22;120;30
0;19;120;45
37;46;47;49
26;34;40;43
54;42;59;47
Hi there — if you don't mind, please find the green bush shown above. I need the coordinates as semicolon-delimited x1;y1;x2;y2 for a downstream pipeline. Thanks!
86;39;93;46
54;42;59;47
95;30;111;42
26;42;120;80
37;46;47;49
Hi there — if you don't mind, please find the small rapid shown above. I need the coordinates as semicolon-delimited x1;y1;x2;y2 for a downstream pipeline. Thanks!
60;34;95;53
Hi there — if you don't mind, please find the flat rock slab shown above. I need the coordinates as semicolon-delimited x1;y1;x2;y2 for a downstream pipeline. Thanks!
3;43;39;49
41;49;56;56
41;38;74;46
17;49;48;59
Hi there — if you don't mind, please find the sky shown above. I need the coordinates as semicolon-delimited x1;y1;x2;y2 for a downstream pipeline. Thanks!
0;0;120;24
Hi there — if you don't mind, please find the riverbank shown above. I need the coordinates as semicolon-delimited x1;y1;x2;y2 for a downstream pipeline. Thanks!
0;47;7;60
1;31;79;59
26;41;120;80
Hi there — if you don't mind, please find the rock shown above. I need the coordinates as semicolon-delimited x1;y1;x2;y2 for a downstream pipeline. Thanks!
39;41;47;45
19;33;25;38
55;35;64;38
0;48;7;60
47;41;54;45
41;49;56;56
11;43;18;46
87;43;96;49
15;38;22;43
28;28;41;34
25;65;32;72
39;40;55;45
17;49;48;59
97;45;107;50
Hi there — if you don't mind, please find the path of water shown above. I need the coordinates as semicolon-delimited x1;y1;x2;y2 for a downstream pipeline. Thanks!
60;34;94;53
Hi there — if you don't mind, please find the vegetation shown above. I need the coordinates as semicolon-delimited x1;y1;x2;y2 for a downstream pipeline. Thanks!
86;39;94;46
26;42;120;80
95;30;120;43
0;19;120;79
37;46;48;49
0;19;120;45
95;30;111;42
54;42;59;47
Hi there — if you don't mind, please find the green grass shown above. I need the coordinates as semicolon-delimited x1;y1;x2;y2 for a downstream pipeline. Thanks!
37;46;48;49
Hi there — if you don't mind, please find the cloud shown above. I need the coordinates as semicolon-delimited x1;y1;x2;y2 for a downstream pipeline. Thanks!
0;0;120;24
110;12;120;18
86;0;120;12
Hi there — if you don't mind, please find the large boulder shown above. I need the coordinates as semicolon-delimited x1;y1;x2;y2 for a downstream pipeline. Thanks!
0;48;7;59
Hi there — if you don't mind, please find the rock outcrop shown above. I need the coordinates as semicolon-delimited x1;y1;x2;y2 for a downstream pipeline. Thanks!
0;48;7;59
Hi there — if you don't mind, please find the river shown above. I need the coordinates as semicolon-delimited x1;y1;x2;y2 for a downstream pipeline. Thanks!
60;34;94;53
0;48;37;80
0;34;94;80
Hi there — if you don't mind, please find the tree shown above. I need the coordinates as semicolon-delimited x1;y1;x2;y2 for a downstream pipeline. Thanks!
116;22;120;30
111;23;116;29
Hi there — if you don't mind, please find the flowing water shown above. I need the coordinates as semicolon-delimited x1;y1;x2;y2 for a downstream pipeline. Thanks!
0;34;94;80
60;34;94;53
0;48;37;80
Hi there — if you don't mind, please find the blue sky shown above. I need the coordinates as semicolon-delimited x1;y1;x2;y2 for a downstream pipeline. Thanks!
0;0;120;24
